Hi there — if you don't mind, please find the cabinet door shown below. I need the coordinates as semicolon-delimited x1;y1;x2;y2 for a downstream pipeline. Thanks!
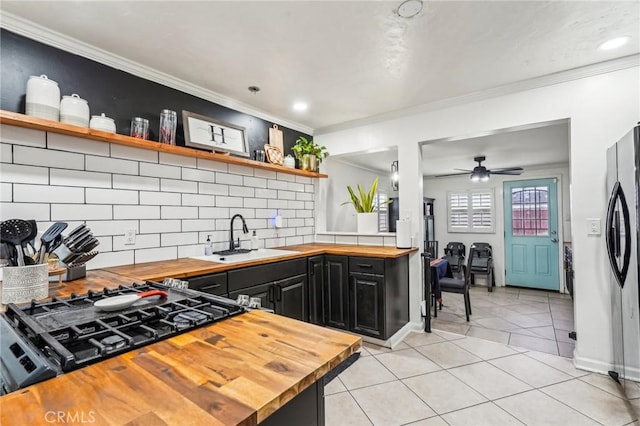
308;255;325;325
325;255;349;330
187;272;228;296
350;273;385;338
275;274;308;321
229;282;275;311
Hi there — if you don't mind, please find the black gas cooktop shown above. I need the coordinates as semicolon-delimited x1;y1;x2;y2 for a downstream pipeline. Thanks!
0;282;245;394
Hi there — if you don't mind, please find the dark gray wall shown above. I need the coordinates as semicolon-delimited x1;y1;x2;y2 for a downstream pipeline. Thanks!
0;29;310;156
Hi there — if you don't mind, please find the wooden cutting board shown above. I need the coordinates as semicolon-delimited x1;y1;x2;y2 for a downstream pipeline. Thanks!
269;124;284;152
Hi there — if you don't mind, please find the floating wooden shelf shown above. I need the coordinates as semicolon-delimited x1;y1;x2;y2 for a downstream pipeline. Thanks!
0;110;328;178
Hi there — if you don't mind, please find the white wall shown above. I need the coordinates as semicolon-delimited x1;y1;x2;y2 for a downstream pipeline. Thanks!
424;163;571;289
0;125;317;269
315;66;640;375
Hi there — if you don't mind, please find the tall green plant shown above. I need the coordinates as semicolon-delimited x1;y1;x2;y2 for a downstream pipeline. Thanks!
341;177;391;213
292;136;328;163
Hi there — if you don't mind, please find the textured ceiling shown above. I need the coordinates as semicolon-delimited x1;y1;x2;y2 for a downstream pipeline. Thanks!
1;1;638;130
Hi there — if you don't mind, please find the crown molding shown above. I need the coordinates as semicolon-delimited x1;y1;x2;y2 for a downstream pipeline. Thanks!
0;12;314;135
317;54;640;135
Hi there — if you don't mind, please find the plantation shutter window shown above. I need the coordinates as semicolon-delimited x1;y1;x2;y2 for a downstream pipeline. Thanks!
448;189;495;233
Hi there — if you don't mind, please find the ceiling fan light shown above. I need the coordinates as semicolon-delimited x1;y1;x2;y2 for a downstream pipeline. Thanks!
480;174;490;182
470;173;480;182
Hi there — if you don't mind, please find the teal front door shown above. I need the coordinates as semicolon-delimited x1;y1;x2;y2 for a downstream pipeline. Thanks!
504;179;560;290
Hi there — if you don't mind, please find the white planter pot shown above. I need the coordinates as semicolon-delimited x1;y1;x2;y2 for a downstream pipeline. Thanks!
357;212;378;234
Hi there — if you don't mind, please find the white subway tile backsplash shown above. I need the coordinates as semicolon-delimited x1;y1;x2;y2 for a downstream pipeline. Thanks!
86;220;139;236
140;219;181;234
243;176;266;188
287;200;305;209
304;201;314;210
244;198;267;208
183;168;215;183
286;236;303;246
280;209;296;218
267;199;287;209
276;228;296;237
229;208;255;219
1;125;45;147
140;162;181;179
14;184;84;203
216;172;243;186
296;192;313;201
182;194;215;207
214;219;230;231
87;250;134;269
199;207;229;219
305;218;315;227
244;218;267;229
255;209;276;219
255;188;277;199
288;182;305;192
51;169;111;188
215;196;243;208
296;210;313;218
276;172;296;182
160;152;196;168
296;227;313;236
304;184;314;193
315;234;336;244
112;174;158;191
357;236;384;246
384;237;396;247
303;235;315;244
114;205;160;220
52;204;112;221
160;178;197;193
229;164;254;176
178;244;203;258
287;218;305;227
134;246;177;263
1;202;49;220
254;169;276;179
198;182;228;195
335;235;358;244
86;188;138;205
181;219;214;232
277;190;296;200
111;144;158;163
265;237;286;248
86;155;138;175
267;180;288;190
0;164;49;184
113;233;160;251
139;191;181;206
295;176;312;184
161;232;198;246
197;158;228;172
229;186;255;198
47;134;109;156
1;183;11;202
1;143;13;163
14;145;84;170
95;236;113;252
161;206;198;219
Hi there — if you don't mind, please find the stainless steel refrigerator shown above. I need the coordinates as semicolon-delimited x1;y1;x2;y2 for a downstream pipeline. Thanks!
606;124;640;392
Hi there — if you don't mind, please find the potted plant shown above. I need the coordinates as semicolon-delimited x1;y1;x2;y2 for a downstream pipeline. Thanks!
341;177;392;233
292;136;328;171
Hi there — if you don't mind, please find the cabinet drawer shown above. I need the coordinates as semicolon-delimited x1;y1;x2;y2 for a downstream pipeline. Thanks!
349;257;384;275
228;258;307;292
187;272;228;296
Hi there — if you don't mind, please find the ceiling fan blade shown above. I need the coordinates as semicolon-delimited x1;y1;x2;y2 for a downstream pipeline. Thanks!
492;170;523;175
434;172;471;178
453;168;473;172
489;167;523;173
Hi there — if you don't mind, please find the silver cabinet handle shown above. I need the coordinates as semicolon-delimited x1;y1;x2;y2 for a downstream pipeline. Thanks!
551;238;558;243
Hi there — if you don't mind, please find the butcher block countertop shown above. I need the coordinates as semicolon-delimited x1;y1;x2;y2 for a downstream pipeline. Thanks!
0;310;360;425
105;243;418;281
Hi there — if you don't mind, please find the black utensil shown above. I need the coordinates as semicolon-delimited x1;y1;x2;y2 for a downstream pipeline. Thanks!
0;219;34;266
38;222;68;263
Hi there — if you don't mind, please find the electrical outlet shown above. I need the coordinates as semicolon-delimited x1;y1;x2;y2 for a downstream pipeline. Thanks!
274;215;283;228
124;228;136;245
586;218;601;235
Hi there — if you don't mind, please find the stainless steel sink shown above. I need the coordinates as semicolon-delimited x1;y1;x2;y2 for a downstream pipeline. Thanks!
191;248;299;264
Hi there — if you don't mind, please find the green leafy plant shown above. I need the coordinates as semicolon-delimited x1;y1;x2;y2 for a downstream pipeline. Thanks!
292;136;329;164
341;177;392;213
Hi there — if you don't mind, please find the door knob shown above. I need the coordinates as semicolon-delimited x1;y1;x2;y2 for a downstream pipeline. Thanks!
551;230;557;235
551;238;558;243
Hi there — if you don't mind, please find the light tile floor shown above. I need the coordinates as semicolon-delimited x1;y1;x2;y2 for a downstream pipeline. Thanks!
430;286;575;357
325;331;640;426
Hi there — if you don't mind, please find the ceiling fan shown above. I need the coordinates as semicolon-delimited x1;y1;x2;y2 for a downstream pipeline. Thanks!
435;156;523;181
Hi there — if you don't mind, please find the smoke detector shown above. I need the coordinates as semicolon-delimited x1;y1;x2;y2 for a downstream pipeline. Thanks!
396;0;423;18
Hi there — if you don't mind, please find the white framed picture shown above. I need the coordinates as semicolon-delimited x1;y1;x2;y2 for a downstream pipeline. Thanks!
182;110;249;157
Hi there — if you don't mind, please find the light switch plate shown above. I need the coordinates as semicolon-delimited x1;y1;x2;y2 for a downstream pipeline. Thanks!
586;218;601;235
124;228;136;245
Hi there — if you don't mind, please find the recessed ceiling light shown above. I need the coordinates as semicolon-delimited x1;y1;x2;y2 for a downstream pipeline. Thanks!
248;86;260;93
599;36;630;51
293;102;308;111
396;0;423;19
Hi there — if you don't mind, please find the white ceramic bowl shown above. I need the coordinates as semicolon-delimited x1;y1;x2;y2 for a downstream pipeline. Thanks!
60;94;90;127
89;113;116;133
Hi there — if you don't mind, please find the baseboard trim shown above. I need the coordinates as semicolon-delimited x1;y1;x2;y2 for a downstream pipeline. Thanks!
573;353;614;376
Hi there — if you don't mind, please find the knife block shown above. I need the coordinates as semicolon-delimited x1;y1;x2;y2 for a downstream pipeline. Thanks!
48;264;86;282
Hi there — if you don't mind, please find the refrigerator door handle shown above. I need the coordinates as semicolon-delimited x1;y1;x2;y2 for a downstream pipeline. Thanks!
605;181;632;287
